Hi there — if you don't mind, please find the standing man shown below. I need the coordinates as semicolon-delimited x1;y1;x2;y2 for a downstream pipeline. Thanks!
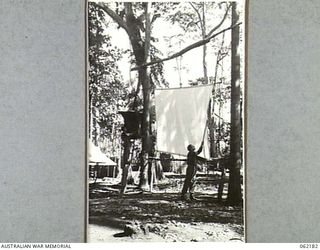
181;141;204;200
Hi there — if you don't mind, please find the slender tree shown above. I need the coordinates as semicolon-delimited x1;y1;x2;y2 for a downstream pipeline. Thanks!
172;3;230;159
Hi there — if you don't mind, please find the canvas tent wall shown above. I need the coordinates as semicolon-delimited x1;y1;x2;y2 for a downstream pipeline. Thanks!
88;140;117;179
88;140;117;165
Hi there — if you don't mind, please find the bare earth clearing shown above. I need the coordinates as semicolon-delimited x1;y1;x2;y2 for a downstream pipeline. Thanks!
88;175;244;242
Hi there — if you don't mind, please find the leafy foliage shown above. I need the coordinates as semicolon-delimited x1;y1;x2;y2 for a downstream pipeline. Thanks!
149;44;168;92
88;3;127;150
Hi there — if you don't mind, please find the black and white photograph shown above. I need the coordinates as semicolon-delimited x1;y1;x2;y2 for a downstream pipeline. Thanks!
88;0;245;242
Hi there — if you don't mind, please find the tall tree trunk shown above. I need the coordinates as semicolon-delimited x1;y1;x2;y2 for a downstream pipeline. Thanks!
137;3;152;189
139;68;151;189
227;2;242;205
122;3;153;190
202;3;208;85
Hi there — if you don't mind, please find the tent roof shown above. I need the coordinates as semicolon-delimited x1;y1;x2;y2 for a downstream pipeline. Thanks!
88;140;117;165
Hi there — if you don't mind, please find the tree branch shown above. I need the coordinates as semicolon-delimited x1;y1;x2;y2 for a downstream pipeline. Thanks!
206;3;231;38
131;22;242;71
217;51;229;63
151;13;161;24
92;2;129;34
189;2;203;31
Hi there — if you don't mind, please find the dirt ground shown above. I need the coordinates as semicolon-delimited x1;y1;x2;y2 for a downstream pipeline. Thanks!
88;175;244;242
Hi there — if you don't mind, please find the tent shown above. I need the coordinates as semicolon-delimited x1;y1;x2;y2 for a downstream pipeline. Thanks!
88;140;118;180
88;140;117;166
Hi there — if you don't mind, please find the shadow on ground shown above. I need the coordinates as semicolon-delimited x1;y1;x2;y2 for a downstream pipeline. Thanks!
88;178;244;242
